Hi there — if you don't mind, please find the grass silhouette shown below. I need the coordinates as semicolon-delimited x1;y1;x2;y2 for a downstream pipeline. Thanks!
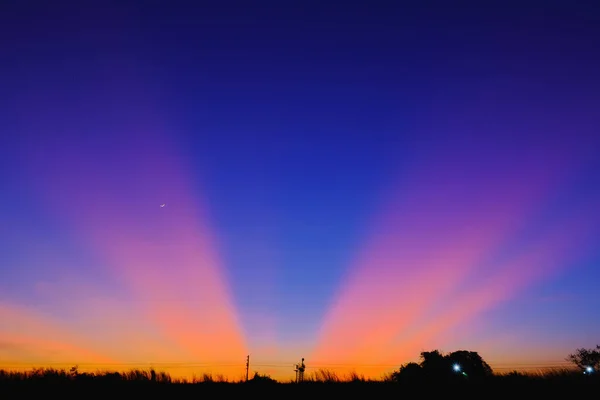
1;365;598;397
2;347;598;395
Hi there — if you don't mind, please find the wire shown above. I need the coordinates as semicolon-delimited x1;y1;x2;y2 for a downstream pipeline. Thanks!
1;361;575;370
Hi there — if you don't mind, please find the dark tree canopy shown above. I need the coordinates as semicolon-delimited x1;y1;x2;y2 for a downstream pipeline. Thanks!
391;349;493;383
390;362;424;383
447;350;494;379
567;345;600;371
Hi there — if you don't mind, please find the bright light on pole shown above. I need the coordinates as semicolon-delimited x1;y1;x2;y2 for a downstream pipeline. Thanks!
453;363;461;372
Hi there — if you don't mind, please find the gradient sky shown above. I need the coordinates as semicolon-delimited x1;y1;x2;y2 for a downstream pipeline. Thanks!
1;0;599;381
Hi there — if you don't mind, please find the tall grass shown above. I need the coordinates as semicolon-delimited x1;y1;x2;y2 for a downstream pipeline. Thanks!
0;366;597;385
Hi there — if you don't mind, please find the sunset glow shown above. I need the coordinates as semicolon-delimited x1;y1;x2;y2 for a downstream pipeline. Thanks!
2;1;599;383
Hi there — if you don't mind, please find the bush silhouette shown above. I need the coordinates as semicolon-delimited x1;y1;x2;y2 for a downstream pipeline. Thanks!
390;362;424;383
391;349;493;383
249;371;278;384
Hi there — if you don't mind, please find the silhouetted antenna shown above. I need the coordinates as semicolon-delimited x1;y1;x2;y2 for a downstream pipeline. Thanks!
246;355;249;382
294;357;305;383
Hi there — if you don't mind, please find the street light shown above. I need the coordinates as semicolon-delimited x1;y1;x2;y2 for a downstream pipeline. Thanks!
453;363;461;372
584;366;593;374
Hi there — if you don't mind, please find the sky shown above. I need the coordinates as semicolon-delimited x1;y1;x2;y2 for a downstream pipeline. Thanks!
1;0;599;381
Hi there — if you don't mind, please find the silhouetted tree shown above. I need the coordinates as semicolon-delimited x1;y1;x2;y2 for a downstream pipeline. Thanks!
420;350;451;380
567;345;600;371
447;350;493;380
390;362;424;383
393;349;493;383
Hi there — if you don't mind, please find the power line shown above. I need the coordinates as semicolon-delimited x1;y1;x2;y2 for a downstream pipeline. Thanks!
1;362;575;369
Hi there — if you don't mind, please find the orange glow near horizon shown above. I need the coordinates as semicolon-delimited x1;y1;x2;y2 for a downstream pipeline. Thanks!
3;124;598;382
0;302;117;368
1;129;248;377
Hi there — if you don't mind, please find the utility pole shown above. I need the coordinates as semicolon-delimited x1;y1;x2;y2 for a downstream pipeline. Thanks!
294;363;298;383
246;355;250;382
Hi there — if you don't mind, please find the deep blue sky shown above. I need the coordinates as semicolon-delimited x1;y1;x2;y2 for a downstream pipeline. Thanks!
1;0;599;379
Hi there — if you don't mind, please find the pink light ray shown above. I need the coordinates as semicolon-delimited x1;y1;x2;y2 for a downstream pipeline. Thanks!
21;128;247;364
374;198;600;369
311;137;583;366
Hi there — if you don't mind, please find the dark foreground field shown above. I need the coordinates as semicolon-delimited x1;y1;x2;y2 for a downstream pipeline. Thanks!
1;380;599;398
2;370;599;398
